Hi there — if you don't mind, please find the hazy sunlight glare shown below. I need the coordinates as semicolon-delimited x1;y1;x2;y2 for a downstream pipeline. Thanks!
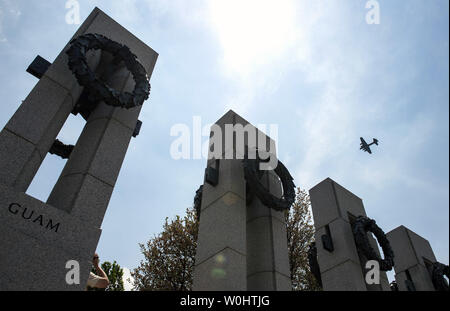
208;0;297;78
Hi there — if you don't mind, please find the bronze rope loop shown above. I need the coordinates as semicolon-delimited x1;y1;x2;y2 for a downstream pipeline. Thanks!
352;216;395;271
243;150;295;211
66;33;151;109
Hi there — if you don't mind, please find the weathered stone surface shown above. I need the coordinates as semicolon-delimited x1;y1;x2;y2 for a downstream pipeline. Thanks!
408;228;437;265
333;181;367;223
5;77;72;145
247;271;291;291
310;178;368;230
310;178;390;291
314;218;362;274
320;260;368;291
193;248;247;291
0;184;101;258
246;170;291;290
408;264;436;291
0;183;101;291
195;192;247;264
246;215;291;279
387;226;437;291
51;117;133;187
88;98;143;133
47;173;114;228
201;159;246;209
9;149;42;194
0;225;93;291
0;129;37;190
6;76;70;144
211;110;277;160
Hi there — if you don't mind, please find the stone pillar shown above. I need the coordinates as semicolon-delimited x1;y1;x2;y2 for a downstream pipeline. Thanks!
192;111;248;291
0;27;101;193
387;226;437;291
193;110;291;291
0;8;158;290
246;170;291;290
47;63;139;228
309;178;390;291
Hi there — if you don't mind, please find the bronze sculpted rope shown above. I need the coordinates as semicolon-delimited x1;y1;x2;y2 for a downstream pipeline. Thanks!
352;216;395;271
66;33;151;109
243;153;295;212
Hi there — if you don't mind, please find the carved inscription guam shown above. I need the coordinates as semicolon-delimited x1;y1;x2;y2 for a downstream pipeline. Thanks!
7;203;61;233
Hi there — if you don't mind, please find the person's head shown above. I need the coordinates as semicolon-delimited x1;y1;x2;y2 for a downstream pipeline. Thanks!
93;252;99;266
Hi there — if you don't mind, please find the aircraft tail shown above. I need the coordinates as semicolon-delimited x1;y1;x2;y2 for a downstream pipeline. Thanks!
373;138;379;145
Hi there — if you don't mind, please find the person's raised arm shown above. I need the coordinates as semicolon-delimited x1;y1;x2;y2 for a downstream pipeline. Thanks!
93;253;110;289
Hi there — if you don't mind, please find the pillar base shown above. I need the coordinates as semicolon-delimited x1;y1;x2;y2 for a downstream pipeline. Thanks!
0;183;101;290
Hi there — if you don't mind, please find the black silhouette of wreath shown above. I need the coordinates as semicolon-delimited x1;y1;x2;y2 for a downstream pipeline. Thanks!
49;139;74;159
66;33;150;109
352;216;395;271
194;185;203;221
431;262;449;291
243;151;295;211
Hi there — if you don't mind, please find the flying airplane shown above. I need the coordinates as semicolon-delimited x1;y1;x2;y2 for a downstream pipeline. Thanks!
360;137;379;154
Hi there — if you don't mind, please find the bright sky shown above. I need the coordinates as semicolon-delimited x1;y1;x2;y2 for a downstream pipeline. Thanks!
0;0;448;288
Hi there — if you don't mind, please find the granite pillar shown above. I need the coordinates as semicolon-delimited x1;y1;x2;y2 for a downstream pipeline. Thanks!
387;226;438;291
193;110;291;291
0;7;158;290
246;169;291;290
309;178;390;291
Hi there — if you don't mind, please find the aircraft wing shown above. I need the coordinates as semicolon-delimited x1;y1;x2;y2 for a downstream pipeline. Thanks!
360;145;372;154
360;137;367;146
360;137;372;154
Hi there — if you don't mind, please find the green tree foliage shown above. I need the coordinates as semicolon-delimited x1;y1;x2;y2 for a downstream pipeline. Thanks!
102;261;125;291
285;188;321;291
132;188;320;291
132;208;198;291
88;261;124;291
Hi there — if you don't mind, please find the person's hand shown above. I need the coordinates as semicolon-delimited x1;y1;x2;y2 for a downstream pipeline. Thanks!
93;253;100;267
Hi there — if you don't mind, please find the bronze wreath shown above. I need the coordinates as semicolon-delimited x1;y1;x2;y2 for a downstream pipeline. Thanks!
352;216;395;271
66;33;150;109
243;152;295;211
431;262;449;291
194;185;203;221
